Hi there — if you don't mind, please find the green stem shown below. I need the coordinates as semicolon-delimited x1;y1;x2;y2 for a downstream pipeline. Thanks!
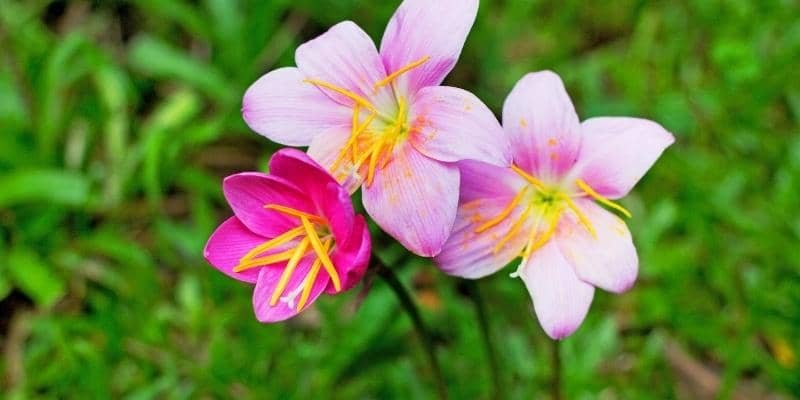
373;256;447;400
552;340;562;400
465;280;502;400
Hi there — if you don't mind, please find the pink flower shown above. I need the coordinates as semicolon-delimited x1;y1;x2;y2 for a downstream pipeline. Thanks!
435;71;675;339
204;149;371;323
241;0;510;257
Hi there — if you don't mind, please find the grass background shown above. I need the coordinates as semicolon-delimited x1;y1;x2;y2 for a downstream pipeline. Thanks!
1;0;799;398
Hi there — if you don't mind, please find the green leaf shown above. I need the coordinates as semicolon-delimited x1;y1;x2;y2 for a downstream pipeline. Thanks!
0;169;90;207
8;248;66;307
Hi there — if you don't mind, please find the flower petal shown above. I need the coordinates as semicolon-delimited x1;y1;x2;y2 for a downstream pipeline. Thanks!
362;143;459;257
223;172;312;237
242;67;350;146
457;160;526;204
518;240;594;340
435;197;531;279
307;125;365;194
409;86;511;167
556;200;638;294
252;257;330;323
204;217;265;284
295;21;393;109
328;215;372;293
268;148;340;204
502;71;581;179
380;0;479;95
571;117;675;199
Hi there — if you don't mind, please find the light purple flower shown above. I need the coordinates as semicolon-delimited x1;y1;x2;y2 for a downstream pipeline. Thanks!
435;71;674;339
241;0;511;257
204;149;371;323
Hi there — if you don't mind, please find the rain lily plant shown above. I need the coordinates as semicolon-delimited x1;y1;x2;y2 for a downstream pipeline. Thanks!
242;0;510;257
205;149;371;322
435;71;674;339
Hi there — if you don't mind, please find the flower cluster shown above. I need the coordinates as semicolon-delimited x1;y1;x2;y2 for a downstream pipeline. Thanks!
205;0;673;339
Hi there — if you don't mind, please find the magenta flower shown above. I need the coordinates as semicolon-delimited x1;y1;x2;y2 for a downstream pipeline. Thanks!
204;149;371;322
241;0;510;257
435;71;674;339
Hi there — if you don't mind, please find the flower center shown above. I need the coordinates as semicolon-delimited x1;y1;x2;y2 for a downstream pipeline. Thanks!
232;204;341;311
474;165;632;264
304;56;430;187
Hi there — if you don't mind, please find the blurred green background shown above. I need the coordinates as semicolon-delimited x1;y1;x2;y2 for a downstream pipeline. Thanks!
1;0;799;398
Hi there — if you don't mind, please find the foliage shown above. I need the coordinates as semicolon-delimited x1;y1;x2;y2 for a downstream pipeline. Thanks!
0;0;798;398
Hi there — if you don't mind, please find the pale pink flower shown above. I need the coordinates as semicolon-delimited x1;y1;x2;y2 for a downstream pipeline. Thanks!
242;0;510;257
435;71;674;339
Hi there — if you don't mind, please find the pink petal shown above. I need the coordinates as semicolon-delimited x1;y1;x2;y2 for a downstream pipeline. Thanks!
362;143;459;257
295;21;394;110
502;71;581;179
409;86;511;167
328;215;372;293
204;217;265;284
268;148;340;204
242;67;351;146
435;197;532;279
380;0;479;95
252;257;330;323
223;172;313;238
556;200;639;294
307;125;365;194
317;182;356;251
518;240;594;340
571;117;675;199
457;160;527;204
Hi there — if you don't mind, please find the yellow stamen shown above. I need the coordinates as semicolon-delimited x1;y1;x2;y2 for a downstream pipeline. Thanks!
475;187;529;233
264;204;326;225
233;247;299;273
238;226;305;264
523;207;562;259
562;195;597;238
305;79;377;113
575;179;632;218
365;135;387;186
331;111;377;172
493;205;534;254
510;165;547;190
373;56;431;90
296;239;332;311
300;216;341;292
270;237;310;306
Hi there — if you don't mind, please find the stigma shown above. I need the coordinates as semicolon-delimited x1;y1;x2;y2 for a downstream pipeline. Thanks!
233;204;341;311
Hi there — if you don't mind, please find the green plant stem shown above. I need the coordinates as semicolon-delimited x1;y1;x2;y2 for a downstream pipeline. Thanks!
373;256;447;400
552;340;562;400
465;280;502;400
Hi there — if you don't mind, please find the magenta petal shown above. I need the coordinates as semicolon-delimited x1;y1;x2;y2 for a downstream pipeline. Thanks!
502;71;581;179
435;197;531;278
223;172;312;237
252;257;330;323
318;182;356;249
380;0;479;95
242;67;351;146
327;215;372;294
457;160;527;204
363;143;459;257
410;86;511;167
572;117;675;199
519;240;594;340
268;148;339;202
307;125;365;194
204;217;265;284
557;200;638;294
296;21;393;109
